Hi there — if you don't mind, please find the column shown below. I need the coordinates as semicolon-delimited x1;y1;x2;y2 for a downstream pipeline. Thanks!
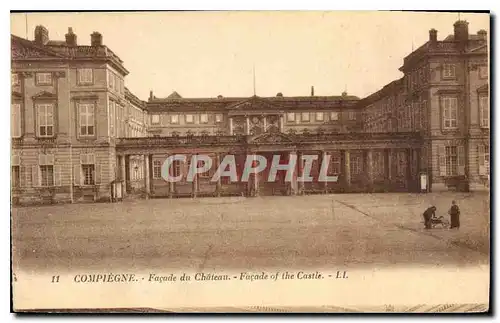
192;154;198;198
385;148;393;181
229;117;234;135
406;148;412;191
290;151;298;195
253;153;259;196
279;115;284;133
168;154;174;198
215;153;222;197
366;150;374;190
120;154;127;197
144;154;150;199
322;151;328;193
298;151;304;194
344;150;351;191
263;116;267;132
246;116;250;135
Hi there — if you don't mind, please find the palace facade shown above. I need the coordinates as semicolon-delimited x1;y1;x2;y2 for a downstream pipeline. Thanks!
11;20;489;205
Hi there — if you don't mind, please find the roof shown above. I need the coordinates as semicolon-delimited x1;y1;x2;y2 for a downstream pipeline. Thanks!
11;34;129;75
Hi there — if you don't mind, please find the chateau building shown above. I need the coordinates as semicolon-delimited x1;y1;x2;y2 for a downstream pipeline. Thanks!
11;20;489;205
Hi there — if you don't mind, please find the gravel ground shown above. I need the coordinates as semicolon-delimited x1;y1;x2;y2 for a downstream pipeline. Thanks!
11;192;490;273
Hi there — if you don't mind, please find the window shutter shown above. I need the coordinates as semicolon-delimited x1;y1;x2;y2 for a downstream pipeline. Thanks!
95;164;102;185
12;155;20;166
47;154;54;165
39;154;46;165
457;145;465;175
73;165;81;186
32;165;39;187
54;165;62;186
478;145;486;175
438;146;446;176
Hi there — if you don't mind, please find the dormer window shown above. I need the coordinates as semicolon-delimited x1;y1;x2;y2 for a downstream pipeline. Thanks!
442;63;456;79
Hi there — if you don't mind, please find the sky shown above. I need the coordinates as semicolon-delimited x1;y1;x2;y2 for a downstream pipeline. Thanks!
10;11;489;101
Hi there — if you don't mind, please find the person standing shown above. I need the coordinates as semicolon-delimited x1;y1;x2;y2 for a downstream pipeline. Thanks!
449;200;460;229
423;206;436;229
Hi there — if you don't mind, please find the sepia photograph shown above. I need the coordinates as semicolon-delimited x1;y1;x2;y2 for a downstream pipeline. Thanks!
9;10;490;313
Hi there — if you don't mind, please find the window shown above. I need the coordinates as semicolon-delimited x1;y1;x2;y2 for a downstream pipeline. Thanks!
151;114;160;125
315;112;324;122
200;113;208;124
40;165;54;187
108;100;115;136
12;165;20;188
445;146;458;176
479;66;488;79
479;95;489;128
170;114;179;124
78;68;93;84
330;112;339;121
78;103;95;136
11;103;21;138
108;70;115;89
442;63;456;79
348;111;356;120
329;155;341;175
350;155;362;175
301;112;310;122
442;97;458;129
36;72;52;85
373;151;385;177
286;113;295;122
82;164;95;185
153;160;162;179
185;114;194;124
11;73;19;86
396;151;406;176
215;114;223;123
198;159;211;178
171;160;181;177
478;145;490;176
36;103;54;137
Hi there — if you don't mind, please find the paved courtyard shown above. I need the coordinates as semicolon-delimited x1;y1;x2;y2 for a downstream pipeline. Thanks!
11;192;490;273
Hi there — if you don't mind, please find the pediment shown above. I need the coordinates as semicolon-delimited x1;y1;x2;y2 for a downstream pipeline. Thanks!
469;44;487;53
11;35;66;60
477;84;489;93
249;131;294;144
227;96;280;111
32;91;57;100
11;91;22;99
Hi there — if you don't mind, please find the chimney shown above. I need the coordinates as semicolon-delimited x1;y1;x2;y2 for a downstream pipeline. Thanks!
91;32;103;46
149;90;153;101
477;29;487;40
429;28;438;44
276;92;283;97
342;91;348;97
65;27;77;46
34;25;49;45
311;86;315;96
453;20;469;45
217;95;223;99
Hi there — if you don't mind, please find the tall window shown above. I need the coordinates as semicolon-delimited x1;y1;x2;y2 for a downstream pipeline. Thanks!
348;111;356;120
396;151;406;176
82;165;95;185
328;154;341;175
215;114;223;123
445;146;458;176
350;155;362;176
108;100;115;136
11;103;21;138
478;145;490;176
373;151;385;177
200;113;208;124
185;114;194;123
315;112;324;122
479;95;489;128
330;112;339;121
442;63;456;79
36;103;54;137
479;66;488;79
170;114;179;124
78;68;93;85
442;97;458;129
40;165;54;186
36;72;52;85
301;112;310;122
108;70;115;89
11;73;19;86
171;160;181;177
153;160;162;179
287;113;295;122
79;103;95;136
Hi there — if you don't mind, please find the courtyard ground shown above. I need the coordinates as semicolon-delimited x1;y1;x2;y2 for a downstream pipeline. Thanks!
11;192;490;273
